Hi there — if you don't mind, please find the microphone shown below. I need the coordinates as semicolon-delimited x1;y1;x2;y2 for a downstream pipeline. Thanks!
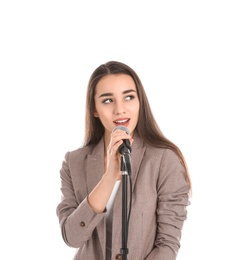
112;126;132;155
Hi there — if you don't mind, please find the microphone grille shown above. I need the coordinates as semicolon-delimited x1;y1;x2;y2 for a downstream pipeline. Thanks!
112;125;130;135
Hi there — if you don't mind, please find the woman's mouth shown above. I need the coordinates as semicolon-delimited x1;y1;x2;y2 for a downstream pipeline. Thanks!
113;118;130;126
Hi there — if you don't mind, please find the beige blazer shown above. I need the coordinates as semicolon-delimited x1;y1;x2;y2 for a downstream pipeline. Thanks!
56;134;190;260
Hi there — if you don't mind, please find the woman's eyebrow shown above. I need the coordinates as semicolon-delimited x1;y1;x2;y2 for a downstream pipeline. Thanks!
123;89;136;95
98;89;136;98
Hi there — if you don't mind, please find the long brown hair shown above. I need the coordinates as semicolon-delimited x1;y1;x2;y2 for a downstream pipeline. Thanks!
84;61;191;192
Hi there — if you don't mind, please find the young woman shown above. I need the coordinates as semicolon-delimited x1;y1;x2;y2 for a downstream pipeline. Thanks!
56;61;191;260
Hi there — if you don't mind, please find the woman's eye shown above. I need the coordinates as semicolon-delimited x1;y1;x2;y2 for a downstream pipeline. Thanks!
125;95;134;101
103;98;112;104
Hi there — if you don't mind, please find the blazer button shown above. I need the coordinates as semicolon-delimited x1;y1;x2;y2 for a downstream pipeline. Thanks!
80;221;85;227
115;254;122;259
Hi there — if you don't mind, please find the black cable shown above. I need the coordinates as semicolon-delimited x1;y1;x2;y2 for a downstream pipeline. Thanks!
126;162;132;243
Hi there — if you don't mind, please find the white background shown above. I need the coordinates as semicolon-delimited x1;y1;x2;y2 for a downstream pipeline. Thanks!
0;1;241;259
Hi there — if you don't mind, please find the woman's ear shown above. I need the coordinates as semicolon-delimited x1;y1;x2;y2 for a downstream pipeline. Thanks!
94;111;99;117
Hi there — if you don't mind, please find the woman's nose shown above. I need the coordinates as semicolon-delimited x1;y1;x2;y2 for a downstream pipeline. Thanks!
113;101;125;115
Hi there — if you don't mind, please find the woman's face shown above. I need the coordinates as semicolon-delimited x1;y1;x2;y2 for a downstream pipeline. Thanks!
94;74;140;137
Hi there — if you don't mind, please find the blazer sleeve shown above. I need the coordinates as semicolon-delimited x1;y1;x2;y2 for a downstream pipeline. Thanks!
56;152;105;248
145;149;190;260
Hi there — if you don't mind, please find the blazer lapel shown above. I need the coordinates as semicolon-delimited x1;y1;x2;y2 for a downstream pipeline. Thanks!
130;134;146;192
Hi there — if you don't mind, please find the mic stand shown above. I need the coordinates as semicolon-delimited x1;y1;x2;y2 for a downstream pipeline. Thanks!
120;153;130;260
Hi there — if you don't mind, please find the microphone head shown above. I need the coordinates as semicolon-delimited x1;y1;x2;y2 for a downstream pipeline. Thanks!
112;125;130;135
112;125;131;154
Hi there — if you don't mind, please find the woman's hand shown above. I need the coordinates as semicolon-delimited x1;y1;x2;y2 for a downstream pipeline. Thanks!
105;129;133;180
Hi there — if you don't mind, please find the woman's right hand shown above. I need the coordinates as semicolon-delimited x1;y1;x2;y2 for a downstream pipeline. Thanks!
105;129;132;181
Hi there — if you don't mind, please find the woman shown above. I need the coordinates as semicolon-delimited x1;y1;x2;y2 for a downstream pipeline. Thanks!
56;61;191;260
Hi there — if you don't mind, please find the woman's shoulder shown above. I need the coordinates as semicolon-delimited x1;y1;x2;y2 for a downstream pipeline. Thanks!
65;139;104;161
66;144;94;159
